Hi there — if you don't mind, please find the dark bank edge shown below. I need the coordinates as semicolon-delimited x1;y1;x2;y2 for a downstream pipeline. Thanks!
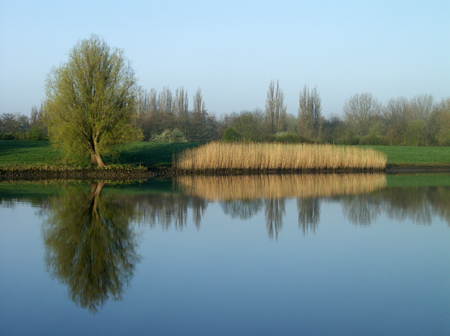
1;164;450;181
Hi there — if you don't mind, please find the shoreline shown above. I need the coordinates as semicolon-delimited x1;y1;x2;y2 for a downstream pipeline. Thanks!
1;164;450;181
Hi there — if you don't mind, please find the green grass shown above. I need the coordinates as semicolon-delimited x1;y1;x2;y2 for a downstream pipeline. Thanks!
1;141;449;169
361;146;450;165
0;141;64;167
107;142;200;167
0;140;200;169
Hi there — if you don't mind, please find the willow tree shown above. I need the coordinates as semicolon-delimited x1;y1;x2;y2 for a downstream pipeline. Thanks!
44;35;142;167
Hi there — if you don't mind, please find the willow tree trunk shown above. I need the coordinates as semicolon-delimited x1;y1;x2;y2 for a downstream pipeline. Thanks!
90;139;106;167
90;153;106;167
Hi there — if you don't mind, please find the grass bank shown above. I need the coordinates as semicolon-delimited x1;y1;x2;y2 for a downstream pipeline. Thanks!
1;141;449;172
175;142;386;171
360;146;450;165
0;141;199;169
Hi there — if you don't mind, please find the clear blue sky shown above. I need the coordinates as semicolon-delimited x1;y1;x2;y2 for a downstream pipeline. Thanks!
0;0;449;118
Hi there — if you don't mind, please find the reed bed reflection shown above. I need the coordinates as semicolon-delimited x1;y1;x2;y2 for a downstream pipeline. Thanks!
175;142;387;171
176;173;387;201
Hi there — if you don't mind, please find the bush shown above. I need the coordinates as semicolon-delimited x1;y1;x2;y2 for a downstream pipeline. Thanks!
222;127;240;142
150;129;188;143
264;132;312;144
29;126;47;140
359;134;390;146
336;131;360;145
1;133;16;140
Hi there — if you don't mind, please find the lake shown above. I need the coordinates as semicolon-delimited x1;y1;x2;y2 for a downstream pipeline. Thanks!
1;174;449;336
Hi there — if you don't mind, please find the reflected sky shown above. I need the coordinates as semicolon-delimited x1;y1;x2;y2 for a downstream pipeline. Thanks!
1;175;449;336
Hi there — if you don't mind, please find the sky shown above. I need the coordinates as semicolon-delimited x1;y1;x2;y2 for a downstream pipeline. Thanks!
0;0;449;118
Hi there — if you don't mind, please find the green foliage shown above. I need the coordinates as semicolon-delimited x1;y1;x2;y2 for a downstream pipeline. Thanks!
436;109;450;146
336;131;360;145
320;116;346;144
232;111;264;142
222;127;240;142
263;132;311;144
404;119;426;146
368;121;386;136
150;129;188;143
1;133;16;140
359;134;390;146
28;125;47;140
44;35;142;167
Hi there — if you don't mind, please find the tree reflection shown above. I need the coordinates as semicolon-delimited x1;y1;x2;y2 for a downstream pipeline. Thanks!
341;187;450;226
297;198;320;234
342;194;382;226
133;193;207;230
43;182;140;313
265;199;285;239
220;199;264;220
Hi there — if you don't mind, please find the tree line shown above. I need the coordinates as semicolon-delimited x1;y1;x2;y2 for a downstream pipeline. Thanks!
220;86;450;146
2;83;449;147
0;105;47;140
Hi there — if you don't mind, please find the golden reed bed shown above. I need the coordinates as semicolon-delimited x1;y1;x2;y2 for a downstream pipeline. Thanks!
175;142;387;171
176;174;387;201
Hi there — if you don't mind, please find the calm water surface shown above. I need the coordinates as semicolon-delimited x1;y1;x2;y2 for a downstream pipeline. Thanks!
1;174;449;336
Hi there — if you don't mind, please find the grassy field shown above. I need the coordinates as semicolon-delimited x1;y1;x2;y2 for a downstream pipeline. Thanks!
0;140;449;169
0;141;199;168
360;146;450;165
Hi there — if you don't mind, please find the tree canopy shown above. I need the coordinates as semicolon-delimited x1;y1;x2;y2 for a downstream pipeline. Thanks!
44;35;142;167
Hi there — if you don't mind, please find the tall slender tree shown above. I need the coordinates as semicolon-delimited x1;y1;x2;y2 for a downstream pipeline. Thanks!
297;85;322;139
265;80;287;134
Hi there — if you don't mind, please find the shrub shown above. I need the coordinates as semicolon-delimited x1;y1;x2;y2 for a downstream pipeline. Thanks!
222;127;240;142
150;129;188;143
264;132;312;144
359;134;390;146
1;133;16;140
29;126;47;140
336;131;360;145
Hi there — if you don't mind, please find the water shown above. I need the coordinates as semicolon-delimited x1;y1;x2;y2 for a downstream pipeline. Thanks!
1;174;449;336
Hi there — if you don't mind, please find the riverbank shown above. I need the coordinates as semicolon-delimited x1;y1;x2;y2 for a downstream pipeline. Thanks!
386;163;450;173
1;163;450;181
1;141;449;179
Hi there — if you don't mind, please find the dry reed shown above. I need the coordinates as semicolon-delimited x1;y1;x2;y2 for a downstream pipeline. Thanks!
176;174;387;201
175;142;387;171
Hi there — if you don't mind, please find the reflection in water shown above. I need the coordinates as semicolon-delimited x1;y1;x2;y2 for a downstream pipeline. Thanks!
43;182;140;313
132;193;208;230
298;198;321;234
176;174;387;200
342;186;450;226
3;175;448;315
178;174;386;238
221;199;264;220
342;194;382;226
265;199;286;239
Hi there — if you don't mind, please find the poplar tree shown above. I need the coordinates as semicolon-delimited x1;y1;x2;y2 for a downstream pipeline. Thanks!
44;35;142;167
265;80;287;134
297;85;322;139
